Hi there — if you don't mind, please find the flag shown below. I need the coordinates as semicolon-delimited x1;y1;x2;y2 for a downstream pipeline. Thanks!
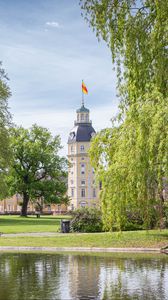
82;81;88;94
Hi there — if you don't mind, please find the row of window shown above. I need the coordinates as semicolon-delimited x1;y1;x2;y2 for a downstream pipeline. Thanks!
77;113;89;122
71;188;96;198
71;203;96;210
70;145;85;153
69;167;94;175
71;180;85;185
70;180;99;187
71;157;85;161
70;180;102;190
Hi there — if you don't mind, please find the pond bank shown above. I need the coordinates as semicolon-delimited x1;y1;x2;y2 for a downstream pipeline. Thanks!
0;246;167;254
1;230;168;250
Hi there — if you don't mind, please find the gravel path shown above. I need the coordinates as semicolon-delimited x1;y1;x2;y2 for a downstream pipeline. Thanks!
1;232;66;237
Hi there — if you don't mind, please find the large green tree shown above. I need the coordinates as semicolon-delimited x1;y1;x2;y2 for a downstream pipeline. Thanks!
0;62;11;198
80;0;168;229
8;125;68;216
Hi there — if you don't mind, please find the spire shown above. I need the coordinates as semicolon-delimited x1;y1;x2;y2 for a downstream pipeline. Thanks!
82;91;84;107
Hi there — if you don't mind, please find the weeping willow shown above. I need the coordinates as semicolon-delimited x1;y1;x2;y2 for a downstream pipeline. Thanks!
80;0;168;229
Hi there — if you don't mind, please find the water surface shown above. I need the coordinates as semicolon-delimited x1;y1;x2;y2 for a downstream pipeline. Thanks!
0;252;168;300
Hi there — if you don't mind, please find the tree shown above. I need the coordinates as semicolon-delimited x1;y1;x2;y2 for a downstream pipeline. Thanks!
80;0;168;230
8;124;68;216
0;62;12;198
90;93;168;230
80;0;168;105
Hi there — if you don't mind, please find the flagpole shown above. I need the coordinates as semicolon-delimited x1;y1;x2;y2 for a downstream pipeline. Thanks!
82;79;84;106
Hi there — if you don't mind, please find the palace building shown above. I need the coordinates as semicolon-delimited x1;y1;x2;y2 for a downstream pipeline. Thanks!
67;102;100;210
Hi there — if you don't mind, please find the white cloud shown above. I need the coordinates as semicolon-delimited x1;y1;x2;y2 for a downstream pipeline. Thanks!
45;21;61;28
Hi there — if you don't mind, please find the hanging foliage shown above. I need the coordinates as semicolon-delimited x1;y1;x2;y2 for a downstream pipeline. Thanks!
81;0;168;230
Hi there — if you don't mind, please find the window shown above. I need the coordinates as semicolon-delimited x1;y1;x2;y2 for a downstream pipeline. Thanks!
81;189;85;197
81;180;85;185
80;202;86;207
71;158;73;161
71;204;74;211
80;145;85;152
71;171;74;175
81;114;84;121
99;181;102;190
81;163;85;174
93;188;96;198
71;145;74;153
71;180;74;185
71;188;74;197
81;157;85;160
85;114;89;121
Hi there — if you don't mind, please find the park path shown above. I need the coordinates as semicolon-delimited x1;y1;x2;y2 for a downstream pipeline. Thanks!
1;232;68;237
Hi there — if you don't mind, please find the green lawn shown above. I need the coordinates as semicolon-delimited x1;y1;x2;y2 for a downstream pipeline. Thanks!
0;215;70;233
0;216;168;249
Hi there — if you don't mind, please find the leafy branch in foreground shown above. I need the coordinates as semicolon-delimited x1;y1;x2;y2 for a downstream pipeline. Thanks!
0;62;12;198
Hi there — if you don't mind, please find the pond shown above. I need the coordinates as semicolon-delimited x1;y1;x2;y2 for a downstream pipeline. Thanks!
0;252;168;300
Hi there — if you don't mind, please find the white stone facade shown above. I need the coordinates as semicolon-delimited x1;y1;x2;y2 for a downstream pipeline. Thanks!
67;105;100;210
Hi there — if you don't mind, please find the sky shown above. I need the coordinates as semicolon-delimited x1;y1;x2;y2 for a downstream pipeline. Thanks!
0;0;119;155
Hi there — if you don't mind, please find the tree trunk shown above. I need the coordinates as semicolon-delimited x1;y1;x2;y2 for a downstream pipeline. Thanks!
21;192;29;217
159;191;165;229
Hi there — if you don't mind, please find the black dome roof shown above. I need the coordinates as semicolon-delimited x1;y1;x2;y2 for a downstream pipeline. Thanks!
68;123;96;144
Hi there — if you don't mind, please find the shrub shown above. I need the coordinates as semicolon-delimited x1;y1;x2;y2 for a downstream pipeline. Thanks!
70;207;103;233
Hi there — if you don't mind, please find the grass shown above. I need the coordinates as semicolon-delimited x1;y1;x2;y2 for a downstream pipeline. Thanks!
0;215;70;233
1;231;168;248
0;216;168;249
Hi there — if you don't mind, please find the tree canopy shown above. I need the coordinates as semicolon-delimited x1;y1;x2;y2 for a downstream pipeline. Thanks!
80;0;168;230
0;62;11;198
80;0;168;106
8;125;69;216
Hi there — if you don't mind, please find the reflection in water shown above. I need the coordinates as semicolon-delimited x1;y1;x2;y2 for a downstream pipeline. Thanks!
0;253;168;300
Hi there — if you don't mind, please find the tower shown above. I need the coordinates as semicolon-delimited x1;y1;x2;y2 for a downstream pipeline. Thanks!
67;103;99;210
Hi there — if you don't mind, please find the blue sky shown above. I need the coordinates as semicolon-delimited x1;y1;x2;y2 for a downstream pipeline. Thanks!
0;0;118;155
